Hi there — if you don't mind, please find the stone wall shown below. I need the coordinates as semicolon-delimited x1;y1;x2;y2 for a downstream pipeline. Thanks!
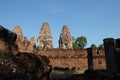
92;49;106;70
40;49;106;71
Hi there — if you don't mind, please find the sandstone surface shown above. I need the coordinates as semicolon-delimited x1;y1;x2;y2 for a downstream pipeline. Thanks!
12;26;23;41
37;23;53;50
40;48;106;71
59;25;73;49
13;26;36;53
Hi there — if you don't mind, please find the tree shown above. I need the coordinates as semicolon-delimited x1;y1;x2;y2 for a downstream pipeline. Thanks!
91;44;97;49
73;42;80;49
72;36;79;49
75;36;87;49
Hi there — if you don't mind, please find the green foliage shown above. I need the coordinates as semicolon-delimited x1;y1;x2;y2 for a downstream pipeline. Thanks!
91;44;97;49
73;36;87;49
72;36;79;49
75;36;87;49
73;43;80;49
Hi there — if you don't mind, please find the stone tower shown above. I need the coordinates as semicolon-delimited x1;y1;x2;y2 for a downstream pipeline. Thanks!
12;26;23;41
30;37;36;46
13;26;36;53
59;25;73;49
37;22;53;50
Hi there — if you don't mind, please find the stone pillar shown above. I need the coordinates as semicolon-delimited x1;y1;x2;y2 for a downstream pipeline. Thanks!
115;38;120;72
116;38;120;48
103;38;117;74
87;48;93;71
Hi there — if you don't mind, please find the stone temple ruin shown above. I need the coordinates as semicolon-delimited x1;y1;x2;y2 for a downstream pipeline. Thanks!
0;25;52;80
59;25;73;49
12;23;74;50
1;24;120;80
13;26;36;53
37;22;53;50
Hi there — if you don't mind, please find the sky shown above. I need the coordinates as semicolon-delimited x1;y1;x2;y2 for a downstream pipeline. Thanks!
0;0;120;48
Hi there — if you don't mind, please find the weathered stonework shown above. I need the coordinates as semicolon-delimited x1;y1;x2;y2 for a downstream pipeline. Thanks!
30;37;36;46
40;48;106;70
0;25;18;54
59;25;73;49
13;26;36;53
12;26;23;41
0;25;52;80
27;37;36;52
37;22;53;50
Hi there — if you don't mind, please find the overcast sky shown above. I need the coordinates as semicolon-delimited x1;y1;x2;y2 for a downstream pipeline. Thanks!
0;0;120;48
